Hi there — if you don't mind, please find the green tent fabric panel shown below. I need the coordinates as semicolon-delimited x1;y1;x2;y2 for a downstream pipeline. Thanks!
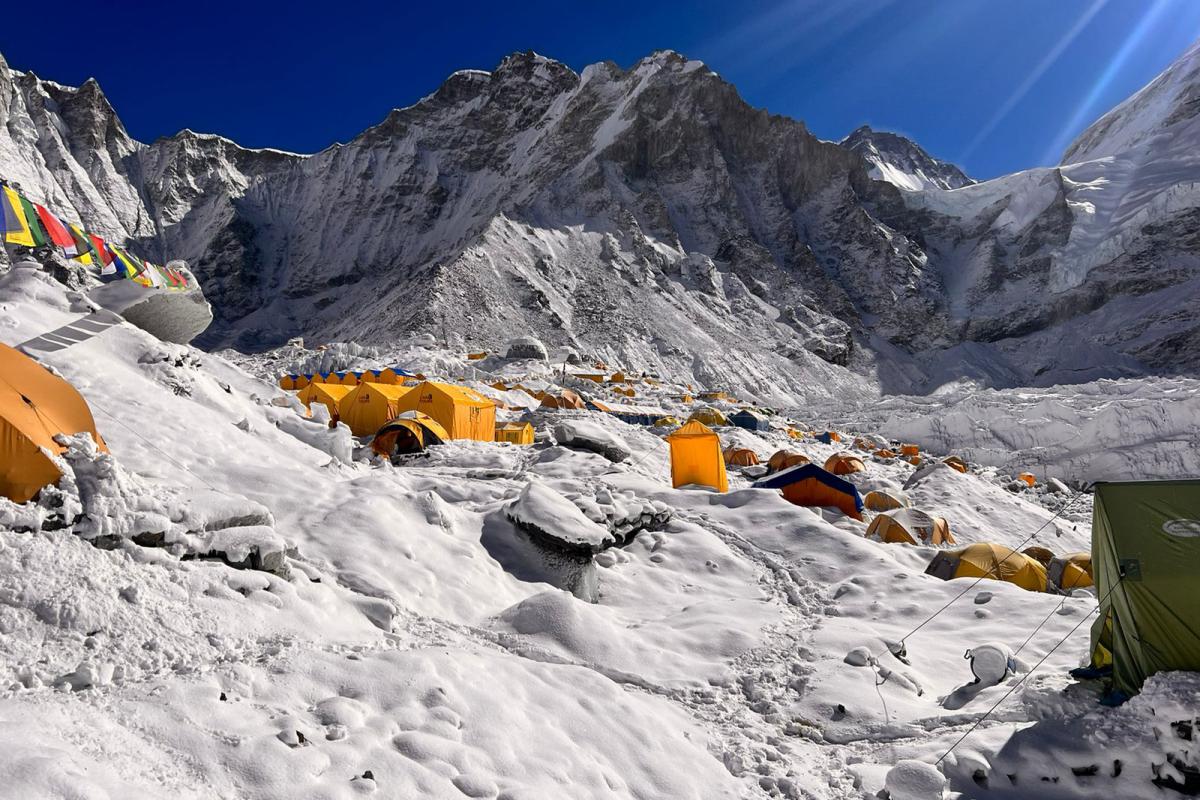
1092;481;1200;696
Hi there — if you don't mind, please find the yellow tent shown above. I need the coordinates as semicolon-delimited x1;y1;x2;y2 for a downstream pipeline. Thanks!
612;386;636;398
943;455;969;473
866;509;955;546
495;421;535;445
375;368;407;385
874;448;896;459
337;383;414;436
767;449;810;472
824;452;867;475
723;446;760;467
392;381;496;441
863;490;908;511
926;542;1048;592
279;375;297;390
371;412;450;457
667;420;728;492
609;372;629;383
1048;552;1093;592
540;390;585;410
297;382;354;421
688;407;728;426
653;415;682;428
491;381;511;391
467;351;488;360
0;343;108;503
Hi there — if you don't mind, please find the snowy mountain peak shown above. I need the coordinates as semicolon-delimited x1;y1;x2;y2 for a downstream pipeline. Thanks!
841;124;974;191
1062;38;1200;164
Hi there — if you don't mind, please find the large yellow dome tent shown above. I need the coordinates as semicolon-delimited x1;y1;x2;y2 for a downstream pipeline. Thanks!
866;508;955;546
338;383;414;436
392;381;496;441
0;343;108;503
767;449;810;473
297;382;354;422
666;420;727;492
925;542;1047;592
371;412;450;457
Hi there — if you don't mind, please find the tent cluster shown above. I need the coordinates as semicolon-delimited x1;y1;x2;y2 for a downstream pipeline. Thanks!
278;367;414;390
1;182;192;291
0;343;107;502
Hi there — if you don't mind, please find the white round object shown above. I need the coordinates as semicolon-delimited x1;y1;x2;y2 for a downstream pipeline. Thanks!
966;642;1014;686
885;759;947;800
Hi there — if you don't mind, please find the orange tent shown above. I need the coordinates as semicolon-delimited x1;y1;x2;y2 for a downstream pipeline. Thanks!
864;490;908;511
0;343;108;503
767;450;810;472
824;452;866;475
1018;472;1037;487
755;464;864;521
467;351;488;360
874;449;897;459
723;447;760;467
943;455;969;473
901;444;920;457
866;509;955;546
540;389;585;410
667;421;727;492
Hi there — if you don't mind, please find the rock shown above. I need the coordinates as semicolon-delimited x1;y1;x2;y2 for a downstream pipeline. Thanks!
552;421;631;463
884;760;947;800
506;481;614;553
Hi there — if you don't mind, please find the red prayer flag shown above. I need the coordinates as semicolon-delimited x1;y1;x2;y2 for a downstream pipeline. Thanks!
34;204;75;249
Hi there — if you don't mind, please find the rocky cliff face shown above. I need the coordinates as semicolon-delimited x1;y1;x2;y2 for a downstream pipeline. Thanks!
2;43;1200;399
841;126;974;191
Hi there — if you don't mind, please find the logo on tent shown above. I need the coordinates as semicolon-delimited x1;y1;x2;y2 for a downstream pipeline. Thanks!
1162;519;1200;538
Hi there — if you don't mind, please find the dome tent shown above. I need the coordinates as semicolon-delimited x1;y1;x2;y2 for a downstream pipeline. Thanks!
925;543;1047;592
723;447;759;467
0;343;108;502
688;407;728;427
866;508;955;546
824;452;866;475
767;450;810;473
371;412;450;457
1048;552;1093;592
864;489;909;512
505;336;548;360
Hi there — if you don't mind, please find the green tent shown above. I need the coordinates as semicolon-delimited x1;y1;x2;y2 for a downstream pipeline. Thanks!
1087;480;1200;697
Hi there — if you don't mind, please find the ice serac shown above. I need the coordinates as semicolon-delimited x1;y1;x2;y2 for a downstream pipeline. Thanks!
841;125;975;191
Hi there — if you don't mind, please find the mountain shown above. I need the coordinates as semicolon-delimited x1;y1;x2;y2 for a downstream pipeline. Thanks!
3;43;1200;399
840;125;974;191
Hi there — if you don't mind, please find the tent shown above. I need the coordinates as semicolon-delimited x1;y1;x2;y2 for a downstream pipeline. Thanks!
943;455;969;473
1017;472;1037;487
730;409;770;432
666;420;727;492
359;370;384;384
337;383;414;436
371;412;449;457
1081;480;1200;697
824;452;866;475
874;449;896;459
867;508;955;546
586;399;614;413
495;421;535;445
0;343;108;503
688;407;728;427
294;374;312;390
377;367;415;385
653;415;682;428
900;444;920;457
540;389;585;410
925;543;1047;592
767;450;810;473
279;375;298;390
609;372;629;383
815;431;841;444
1022;546;1056;566
864;489;908;511
754;464;864;521
392;381;496;441
723;447;760;467
1048;552;1093;592
612;386;636;398
467;351;488;360
297;382;354;421
906;455;922;466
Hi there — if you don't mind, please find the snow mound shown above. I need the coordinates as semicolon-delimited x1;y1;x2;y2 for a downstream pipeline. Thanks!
885;760;947;800
506;481;614;552
553;420;631;463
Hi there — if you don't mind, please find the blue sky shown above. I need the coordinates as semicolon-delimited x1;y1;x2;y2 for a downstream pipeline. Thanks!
3;0;1199;179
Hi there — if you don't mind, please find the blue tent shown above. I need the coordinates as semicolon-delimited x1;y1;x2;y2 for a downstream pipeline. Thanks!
730;409;770;432
754;463;864;519
815;432;839;445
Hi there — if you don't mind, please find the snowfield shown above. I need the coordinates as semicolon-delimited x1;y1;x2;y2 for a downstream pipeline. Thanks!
2;268;1194;800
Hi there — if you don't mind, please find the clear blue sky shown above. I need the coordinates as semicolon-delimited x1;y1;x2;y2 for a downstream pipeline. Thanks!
3;0;1199;179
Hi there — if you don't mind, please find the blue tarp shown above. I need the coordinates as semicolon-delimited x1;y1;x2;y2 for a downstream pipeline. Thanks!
753;463;864;513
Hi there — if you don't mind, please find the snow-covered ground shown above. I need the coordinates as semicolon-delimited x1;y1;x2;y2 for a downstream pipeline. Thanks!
0;268;1193;799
